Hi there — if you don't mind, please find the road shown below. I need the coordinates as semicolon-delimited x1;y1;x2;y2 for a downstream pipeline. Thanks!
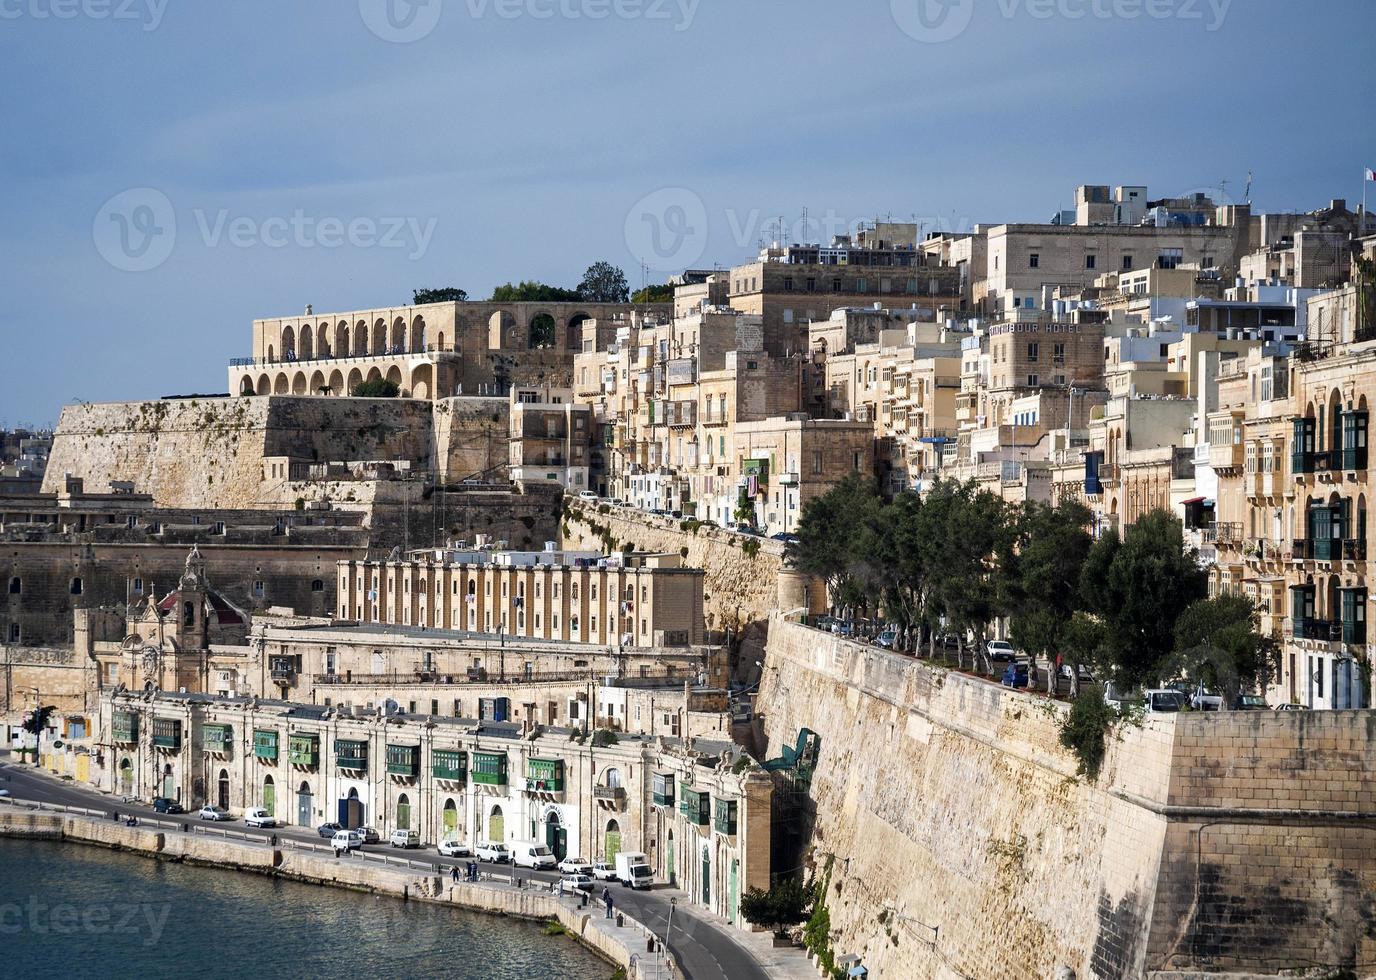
0;755;768;980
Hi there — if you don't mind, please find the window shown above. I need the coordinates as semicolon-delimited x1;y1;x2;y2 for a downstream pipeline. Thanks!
311;579;324;593
1158;248;1183;270
812;450;822;475
1028;253;1040;268
1085;254;1096;270
1122;254;1133;271
1027;342;1039;363
1026;374;1039;387
831;279;842;293
8;624;19;643
70;577;83;596
783;277;793;291
253;581;265;598
7;577;19;595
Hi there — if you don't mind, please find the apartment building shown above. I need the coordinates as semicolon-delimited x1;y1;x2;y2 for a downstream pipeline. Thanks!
508;385;593;490
731;416;875;535
338;546;705;648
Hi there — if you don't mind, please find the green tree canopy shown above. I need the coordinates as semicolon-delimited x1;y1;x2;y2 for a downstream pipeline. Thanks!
351;378;400;398
412;287;468;304
739;878;811;936
1006;500;1094;689
577;261;630;303
489;281;581;303
1169;594;1280;706
631;283;675;304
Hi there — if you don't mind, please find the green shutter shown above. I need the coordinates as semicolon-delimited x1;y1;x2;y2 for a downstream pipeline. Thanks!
714;798;738;836
253;729;279;761
112;711;138;744
526;758;564;791
472;751;508;785
432;749;467;781
288;734;319;767
204;724;232;751
335;739;368;772
386;744;419;777
152;718;181;750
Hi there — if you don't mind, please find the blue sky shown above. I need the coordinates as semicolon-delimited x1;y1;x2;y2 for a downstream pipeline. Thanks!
1;0;1373;426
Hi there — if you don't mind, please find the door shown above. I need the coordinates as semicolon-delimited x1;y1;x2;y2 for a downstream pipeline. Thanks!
216;769;229;809
489;806;505;843
604;819;621;866
666;831;675;886
701;844;710;905
729;858;738;925
340;788;363;829
119;759;133;796
442;799;458;840
297;783;313;826
263;777;275;817
545;815;567;861
396;794;411;831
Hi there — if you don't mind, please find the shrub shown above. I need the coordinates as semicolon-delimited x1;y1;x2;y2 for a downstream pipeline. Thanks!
1059;685;1116;779
350;378;400;398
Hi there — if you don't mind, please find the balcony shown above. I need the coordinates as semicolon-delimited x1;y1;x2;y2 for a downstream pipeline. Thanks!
1344;538;1368;561
335;739;368;773
594;785;627;810
1204;523;1242;546
432;749;467;782
679;785;709;826
526;758;565;793
1208;440;1244;470
713;798;738;836
288;734;319;767
254;729;279;761
203;724;233;754
1292;538;1339;561
152;719;181;751
1293;619;1340;642
651;774;674;808
471;751;508;787
386;744;419;778
112;712;138;744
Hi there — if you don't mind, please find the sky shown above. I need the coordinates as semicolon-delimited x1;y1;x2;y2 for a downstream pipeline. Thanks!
1;0;1373;426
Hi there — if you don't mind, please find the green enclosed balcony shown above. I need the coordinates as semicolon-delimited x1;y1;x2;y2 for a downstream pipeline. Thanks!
471;751;508;786
651;773;674;808
432;749;467;782
526;758;564;792
386;744;419;777
253;729;278;761
112;712;138;744
679;785;709;825
151;718;181;751
713;798;738;836
203;724;233;753
288;734;319;767
335;739;368;772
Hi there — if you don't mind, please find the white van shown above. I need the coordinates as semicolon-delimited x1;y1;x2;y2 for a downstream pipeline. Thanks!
244;807;276;828
511;841;558;869
475;842;510;863
331;829;363;854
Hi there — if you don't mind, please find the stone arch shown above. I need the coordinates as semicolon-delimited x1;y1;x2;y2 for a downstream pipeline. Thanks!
599;765;623;789
355;320;369;356
281;325;296;360
396;792;411;831
1328;388;1343;453
411;364;432;401
299;327;314;361
391;317;407;353
328;369;344;395
274;372;290;394
267;344;275;363
488;804;505;843
604;817;622;864
309;369;326;394
239;376;255;395
437;331;446;351
317;323;330;358
411;316;426;352
256;374;271;395
566;313;591;351
442;797;459;839
488;310;516;350
386;365;403;389
347;368;363;394
366;366;383;383
335;322;350;357
372;318;387;353
529;312;556;349
292;372;308;395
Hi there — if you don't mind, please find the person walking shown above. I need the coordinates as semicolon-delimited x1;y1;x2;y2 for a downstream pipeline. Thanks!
451;865;460;884
602;886;614;919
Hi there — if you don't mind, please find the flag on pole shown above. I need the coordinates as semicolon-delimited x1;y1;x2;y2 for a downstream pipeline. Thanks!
1366;168;1376;182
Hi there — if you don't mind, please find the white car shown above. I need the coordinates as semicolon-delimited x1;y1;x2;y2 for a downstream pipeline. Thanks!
475;842;510;863
591;862;617;881
331;829;364;853
558;856;593;875
389;829;420;849
558;873;596;894
198;805;232;821
244;807;276;828
578;490;598;500
438;839;470;857
986;640;1017;662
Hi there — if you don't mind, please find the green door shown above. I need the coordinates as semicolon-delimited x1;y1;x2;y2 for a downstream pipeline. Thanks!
397;795;411;831
701;845;710;905
546;821;567;861
119;760;133;796
667;837;676;886
263;779;275;817
605;827;622;865
729;859;738;925
443;800;458;839
489;808;504;843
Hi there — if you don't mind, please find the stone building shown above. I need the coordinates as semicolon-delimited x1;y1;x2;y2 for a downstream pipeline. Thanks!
338;547;706;648
508;384;593;491
96;689;772;928
732;417;875;535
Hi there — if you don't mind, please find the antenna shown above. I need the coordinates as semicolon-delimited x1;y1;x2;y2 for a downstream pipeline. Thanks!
1244;169;1253;204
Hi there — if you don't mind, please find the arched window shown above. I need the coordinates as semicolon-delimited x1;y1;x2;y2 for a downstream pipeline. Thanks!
70;577;83;595
311;579;324;593
6;577;19;595
396;793;411;831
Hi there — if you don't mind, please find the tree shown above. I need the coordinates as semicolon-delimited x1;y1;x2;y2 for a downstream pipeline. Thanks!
1170;594;1280;707
785;475;883;617
1058;684;1116;779
1005;500;1094;693
489;281;581;303
1081;510;1208;690
351;378;400;398
1060;611;1109;698
631;283;674;304
412;286;467;305
20;704;55;764
577;261;630;303
739;878;811;937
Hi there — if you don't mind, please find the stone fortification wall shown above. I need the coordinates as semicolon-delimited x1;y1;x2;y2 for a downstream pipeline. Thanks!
758;615;1376;979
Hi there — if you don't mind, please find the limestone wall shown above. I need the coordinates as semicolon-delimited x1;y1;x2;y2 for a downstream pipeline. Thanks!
561;504;786;630
758;616;1376;979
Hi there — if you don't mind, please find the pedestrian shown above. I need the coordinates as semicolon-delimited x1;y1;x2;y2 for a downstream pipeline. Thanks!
451;865;459;884
602;886;614;919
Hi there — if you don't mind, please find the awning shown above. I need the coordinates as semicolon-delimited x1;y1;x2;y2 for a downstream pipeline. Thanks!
1180;496;1207;505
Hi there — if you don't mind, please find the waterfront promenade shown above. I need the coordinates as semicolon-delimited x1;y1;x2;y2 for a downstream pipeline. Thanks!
0;754;813;980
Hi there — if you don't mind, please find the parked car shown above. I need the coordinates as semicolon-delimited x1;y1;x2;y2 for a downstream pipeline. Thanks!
1276;702;1310;711
438;839;471;858
669;510;684;520
511;841;558;869
389;829;421;849
558;873;596;894
152;798;185;814
331;829;364;853
1190;687;1223;712
358;826;381;844
1234;693;1269;710
614;851;653;889
770;532;799;544
591;861;617;881
1103;681;1142;714
1059;663;1094;684
986;640;1017;662
476;842;510;863
1145;689;1189;713
558;856;593;874
198;805;232;822
1000;662;1030;689
874;628;898;649
244;807;277;828
317;822;343;838
830;620;854;637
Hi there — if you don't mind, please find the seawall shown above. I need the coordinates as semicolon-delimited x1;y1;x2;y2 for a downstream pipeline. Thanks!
0;806;672;976
758;614;1376;979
